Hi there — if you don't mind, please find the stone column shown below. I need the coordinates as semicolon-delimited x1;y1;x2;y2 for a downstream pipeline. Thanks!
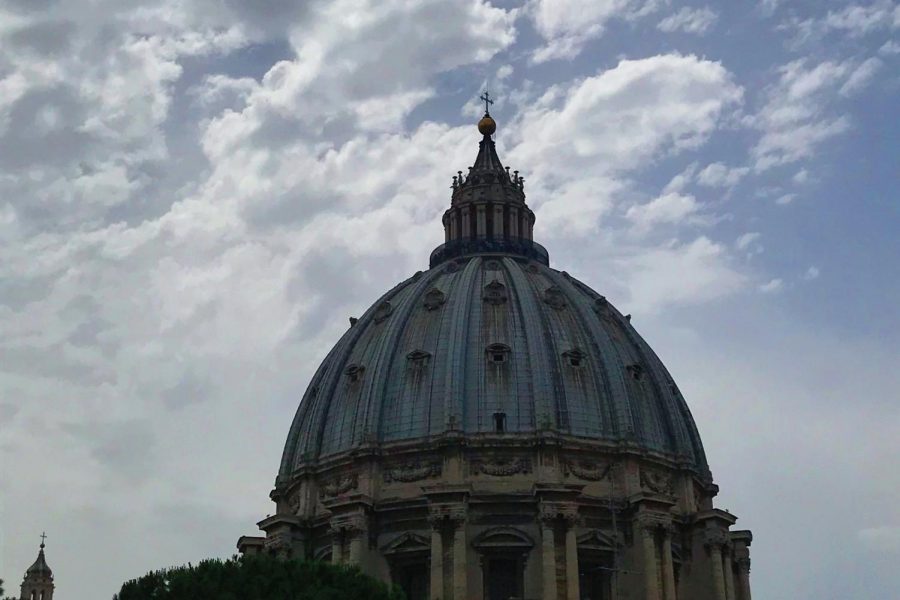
705;534;727;600
541;520;558;600
461;206;471;237
641;524;660;600
430;521;444;600
348;531;365;566
494;205;504;237
723;548;736;600
331;529;343;565
564;516;580;600
452;518;467;600
736;558;751;600
661;528;677;600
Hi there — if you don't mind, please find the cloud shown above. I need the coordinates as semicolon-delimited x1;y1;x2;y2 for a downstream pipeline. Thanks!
616;236;747;313
782;1;899;46
626;192;701;229
512;54;743;177
528;0;662;62
735;231;761;251
657;7;718;34
749;58;871;170
759;277;783;293
696;162;750;188
1;3;897;600
840;56;883;96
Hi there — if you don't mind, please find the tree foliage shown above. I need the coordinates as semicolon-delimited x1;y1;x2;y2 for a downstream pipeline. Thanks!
113;555;405;600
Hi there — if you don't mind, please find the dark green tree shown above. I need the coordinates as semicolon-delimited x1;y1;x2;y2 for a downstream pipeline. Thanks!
113;555;405;600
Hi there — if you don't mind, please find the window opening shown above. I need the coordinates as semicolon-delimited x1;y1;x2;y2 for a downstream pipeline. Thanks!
493;412;506;433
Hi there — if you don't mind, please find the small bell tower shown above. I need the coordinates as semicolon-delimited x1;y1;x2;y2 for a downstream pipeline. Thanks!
19;534;54;600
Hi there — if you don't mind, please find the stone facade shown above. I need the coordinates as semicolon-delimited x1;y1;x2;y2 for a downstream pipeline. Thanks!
240;432;752;600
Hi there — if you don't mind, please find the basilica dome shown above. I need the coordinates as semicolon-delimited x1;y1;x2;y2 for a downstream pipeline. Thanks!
243;101;752;600
278;252;708;475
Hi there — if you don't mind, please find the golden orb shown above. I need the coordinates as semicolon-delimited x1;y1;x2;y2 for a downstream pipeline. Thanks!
478;115;496;136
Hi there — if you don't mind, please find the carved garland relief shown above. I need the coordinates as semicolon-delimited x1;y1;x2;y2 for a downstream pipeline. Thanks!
383;461;442;483
640;468;674;495
563;459;612;481
473;456;532;476
319;473;358;498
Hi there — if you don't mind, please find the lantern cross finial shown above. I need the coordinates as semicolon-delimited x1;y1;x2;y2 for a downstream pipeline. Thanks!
40;532;47;548
480;90;494;115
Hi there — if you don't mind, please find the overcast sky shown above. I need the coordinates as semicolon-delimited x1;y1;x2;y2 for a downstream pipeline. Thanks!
0;1;898;598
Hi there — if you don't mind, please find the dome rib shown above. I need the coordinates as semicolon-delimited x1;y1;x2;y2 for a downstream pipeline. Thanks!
504;259;554;430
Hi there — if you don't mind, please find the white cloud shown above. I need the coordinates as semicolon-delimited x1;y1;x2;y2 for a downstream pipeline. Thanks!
528;0;662;62
617;236;747;313
750;58;867;170
512;54;743;177
626;192;700;229
759;277;784;293
792;168;810;185
840;57;883;96
658;7;718;34
776;193;797;205
822;1;900;37
880;40;900;55
696;162;749;188
803;266;821;281
536;176;623;236
783;1;899;46
735;231;761;251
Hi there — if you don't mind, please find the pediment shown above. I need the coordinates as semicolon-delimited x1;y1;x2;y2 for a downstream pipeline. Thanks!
577;530;617;551
381;531;430;555
472;526;534;550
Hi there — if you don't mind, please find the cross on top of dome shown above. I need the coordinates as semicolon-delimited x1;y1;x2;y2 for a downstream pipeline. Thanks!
480;90;493;114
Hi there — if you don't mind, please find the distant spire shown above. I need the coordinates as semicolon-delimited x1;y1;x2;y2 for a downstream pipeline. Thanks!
21;533;55;600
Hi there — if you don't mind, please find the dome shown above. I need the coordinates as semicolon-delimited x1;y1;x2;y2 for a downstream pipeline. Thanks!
245;101;752;600
279;255;708;477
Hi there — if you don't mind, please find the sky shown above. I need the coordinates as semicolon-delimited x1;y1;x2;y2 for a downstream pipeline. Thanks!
0;0;898;598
